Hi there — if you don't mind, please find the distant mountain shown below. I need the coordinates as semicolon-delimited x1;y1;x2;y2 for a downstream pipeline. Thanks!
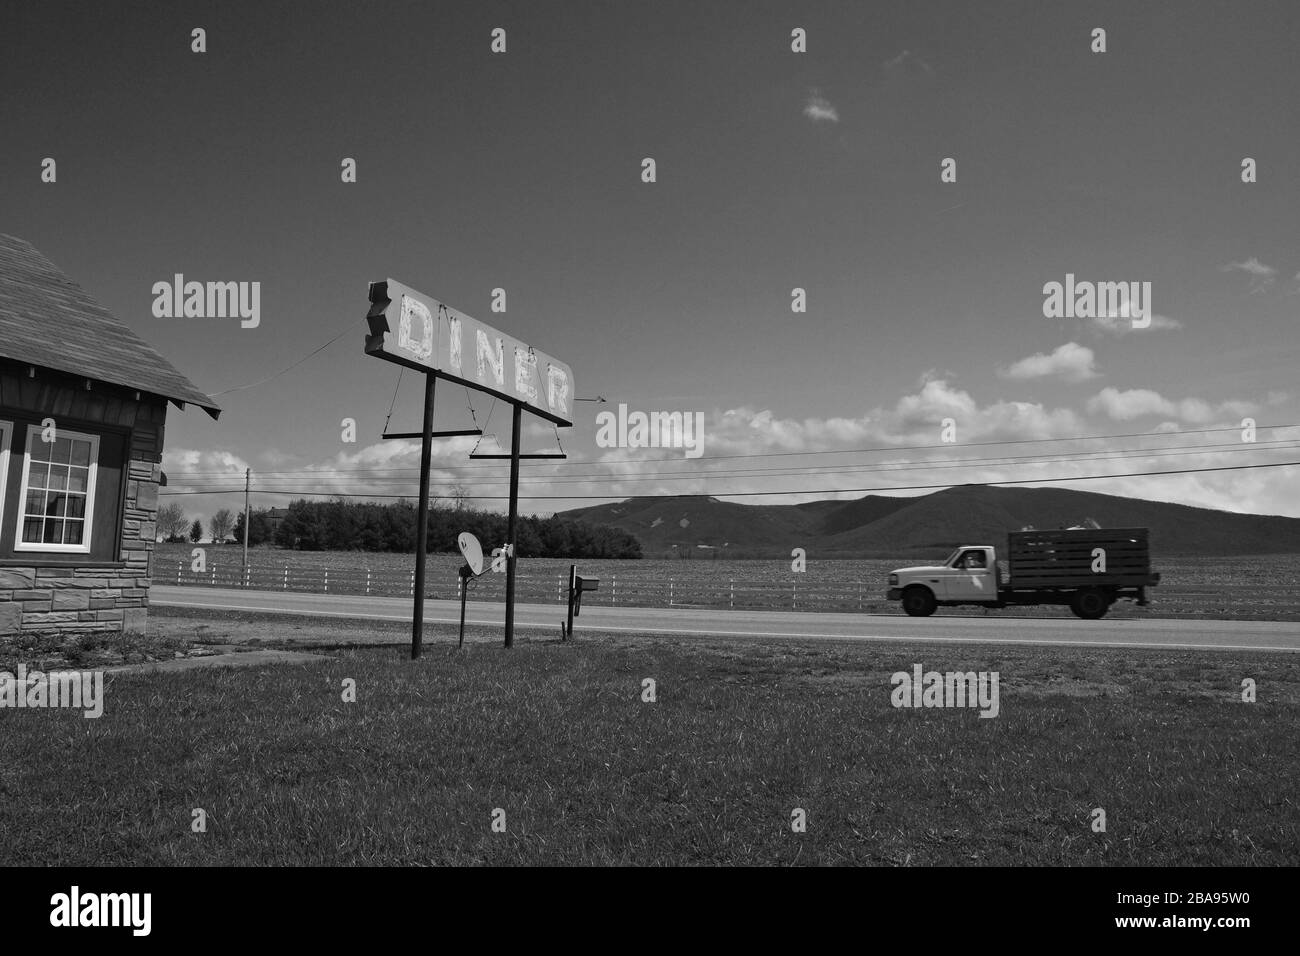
556;486;1300;556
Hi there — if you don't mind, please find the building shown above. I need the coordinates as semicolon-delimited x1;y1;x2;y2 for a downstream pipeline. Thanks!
0;234;219;640
265;507;290;535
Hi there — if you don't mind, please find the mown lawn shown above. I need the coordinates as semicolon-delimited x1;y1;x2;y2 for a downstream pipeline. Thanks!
1;631;1296;865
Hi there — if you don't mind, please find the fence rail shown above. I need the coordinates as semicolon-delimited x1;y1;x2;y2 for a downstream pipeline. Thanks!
164;559;1300;615
169;560;888;610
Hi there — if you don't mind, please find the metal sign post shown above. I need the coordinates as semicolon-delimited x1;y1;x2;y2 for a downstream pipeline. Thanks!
504;403;522;648
363;279;574;658
411;372;435;659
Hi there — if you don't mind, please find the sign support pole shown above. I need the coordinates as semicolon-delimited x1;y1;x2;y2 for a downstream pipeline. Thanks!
412;372;435;659
504;401;522;648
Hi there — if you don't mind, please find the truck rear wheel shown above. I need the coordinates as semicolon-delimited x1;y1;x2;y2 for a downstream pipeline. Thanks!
902;586;937;617
1070;589;1109;620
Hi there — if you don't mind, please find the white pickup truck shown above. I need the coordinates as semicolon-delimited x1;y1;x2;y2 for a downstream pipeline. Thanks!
885;528;1160;620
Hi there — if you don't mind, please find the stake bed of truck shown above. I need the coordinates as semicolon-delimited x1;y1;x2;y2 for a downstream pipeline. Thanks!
884;528;1160;620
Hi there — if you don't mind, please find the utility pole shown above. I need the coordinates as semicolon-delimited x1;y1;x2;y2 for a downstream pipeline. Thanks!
242;467;251;585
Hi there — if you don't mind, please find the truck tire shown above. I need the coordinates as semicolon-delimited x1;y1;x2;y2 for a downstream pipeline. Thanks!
902;586;937;617
1070;589;1109;620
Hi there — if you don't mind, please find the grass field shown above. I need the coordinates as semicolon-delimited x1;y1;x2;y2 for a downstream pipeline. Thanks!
2;609;1296;866
154;544;1300;621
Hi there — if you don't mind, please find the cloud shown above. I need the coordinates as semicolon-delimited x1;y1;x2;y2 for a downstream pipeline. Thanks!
802;91;838;123
1089;312;1183;335
882;49;934;75
999;342;1099;383
1081;286;1183;334
705;378;1085;455
1086;387;1257;424
163;447;251;481
1222;257;1278;293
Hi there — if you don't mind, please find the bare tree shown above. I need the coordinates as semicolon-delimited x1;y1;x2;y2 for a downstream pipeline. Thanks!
157;503;188;542
452;484;469;511
209;509;236;543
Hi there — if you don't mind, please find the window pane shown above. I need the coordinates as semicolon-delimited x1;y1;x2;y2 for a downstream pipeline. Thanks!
52;436;73;463
68;468;88;493
27;462;49;489
27;433;52;463
63;520;84;545
49;494;69;517
65;495;86;519
48;465;69;492
24;489;43;517
70;440;91;467
42;519;63;544
22;518;42;543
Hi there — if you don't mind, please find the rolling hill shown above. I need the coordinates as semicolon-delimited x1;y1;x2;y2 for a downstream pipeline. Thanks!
556;486;1300;557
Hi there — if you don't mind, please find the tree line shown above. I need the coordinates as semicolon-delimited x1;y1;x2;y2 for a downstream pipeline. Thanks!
157;503;236;543
162;499;643;558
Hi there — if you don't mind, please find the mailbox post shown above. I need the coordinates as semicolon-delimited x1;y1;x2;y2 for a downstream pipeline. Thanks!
564;564;600;640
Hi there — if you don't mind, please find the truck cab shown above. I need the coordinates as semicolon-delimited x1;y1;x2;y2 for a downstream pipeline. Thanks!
886;546;1000;616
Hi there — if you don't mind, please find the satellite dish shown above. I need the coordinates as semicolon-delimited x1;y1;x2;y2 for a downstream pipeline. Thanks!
457;532;485;576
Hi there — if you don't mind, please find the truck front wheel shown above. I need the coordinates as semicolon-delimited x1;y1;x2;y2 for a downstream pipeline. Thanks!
1070;589;1110;620
902;586;937;617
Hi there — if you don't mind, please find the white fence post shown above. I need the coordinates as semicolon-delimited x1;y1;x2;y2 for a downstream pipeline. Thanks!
366;569;371;595
669;578;673;606
792;579;797;609
176;561;181;585
211;564;216;585
730;579;734;609
324;569;329;594
612;574;616;605
283;566;289;590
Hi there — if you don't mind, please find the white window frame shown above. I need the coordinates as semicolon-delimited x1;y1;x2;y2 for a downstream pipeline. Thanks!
14;424;100;555
0;421;11;528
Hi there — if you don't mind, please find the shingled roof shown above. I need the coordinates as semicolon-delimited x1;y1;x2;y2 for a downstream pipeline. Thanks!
0;233;220;418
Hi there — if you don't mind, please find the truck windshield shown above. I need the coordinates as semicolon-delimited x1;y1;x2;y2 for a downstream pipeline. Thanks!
943;548;963;567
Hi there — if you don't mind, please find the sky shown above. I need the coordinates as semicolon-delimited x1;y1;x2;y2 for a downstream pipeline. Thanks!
4;0;1299;530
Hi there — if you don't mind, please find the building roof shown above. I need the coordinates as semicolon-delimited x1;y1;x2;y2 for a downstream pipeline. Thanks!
0;233;220;418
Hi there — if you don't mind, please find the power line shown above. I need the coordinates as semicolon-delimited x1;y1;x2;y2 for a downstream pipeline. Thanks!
158;457;1300;500
165;422;1300;478
167;438;1300;486
209;325;354;397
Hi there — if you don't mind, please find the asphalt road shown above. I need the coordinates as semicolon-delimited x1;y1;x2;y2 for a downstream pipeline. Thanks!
150;585;1300;653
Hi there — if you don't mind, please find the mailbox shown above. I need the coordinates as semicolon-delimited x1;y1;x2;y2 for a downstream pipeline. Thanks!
573;575;599;614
